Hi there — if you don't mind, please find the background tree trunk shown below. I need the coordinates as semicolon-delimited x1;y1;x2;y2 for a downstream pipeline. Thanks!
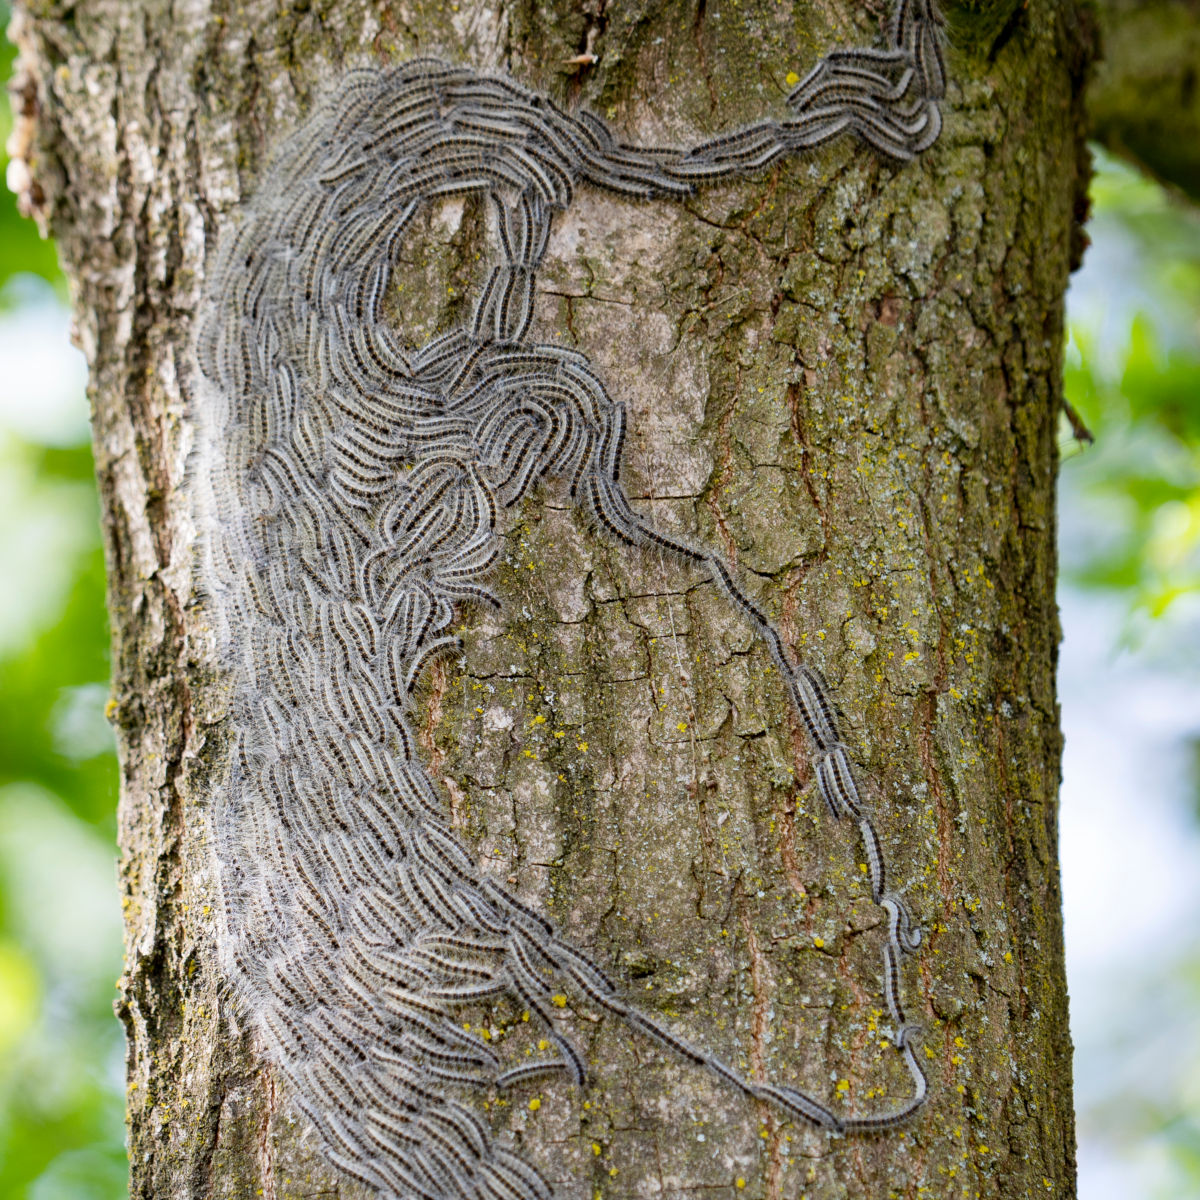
10;0;1094;1196
1089;0;1200;202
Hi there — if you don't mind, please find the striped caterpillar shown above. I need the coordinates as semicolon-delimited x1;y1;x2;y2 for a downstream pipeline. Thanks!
192;3;946;1196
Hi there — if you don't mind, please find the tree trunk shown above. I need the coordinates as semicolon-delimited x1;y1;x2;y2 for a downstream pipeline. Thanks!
9;1;1092;1196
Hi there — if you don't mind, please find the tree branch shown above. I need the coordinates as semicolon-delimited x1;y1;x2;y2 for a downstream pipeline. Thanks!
1090;0;1200;202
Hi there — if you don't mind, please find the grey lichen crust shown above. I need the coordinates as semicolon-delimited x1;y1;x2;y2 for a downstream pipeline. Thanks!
192;3;946;1196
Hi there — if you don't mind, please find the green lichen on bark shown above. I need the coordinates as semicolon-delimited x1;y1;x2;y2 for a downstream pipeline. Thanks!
9;0;1092;1195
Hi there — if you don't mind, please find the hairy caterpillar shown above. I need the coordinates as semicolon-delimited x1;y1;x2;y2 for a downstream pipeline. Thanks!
192;2;946;1195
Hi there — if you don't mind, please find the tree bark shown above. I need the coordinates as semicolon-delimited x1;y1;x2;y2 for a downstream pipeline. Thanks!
9;1;1092;1196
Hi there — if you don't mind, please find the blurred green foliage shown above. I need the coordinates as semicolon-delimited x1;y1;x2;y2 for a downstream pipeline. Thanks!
0;7;57;299
0;1;126;1196
1062;153;1200;628
1061;153;1200;1199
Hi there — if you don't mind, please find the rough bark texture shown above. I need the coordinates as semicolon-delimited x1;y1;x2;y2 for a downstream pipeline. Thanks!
9;0;1094;1196
1089;0;1200;202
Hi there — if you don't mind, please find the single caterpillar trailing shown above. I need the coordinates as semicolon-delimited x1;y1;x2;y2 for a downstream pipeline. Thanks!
192;3;946;1196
